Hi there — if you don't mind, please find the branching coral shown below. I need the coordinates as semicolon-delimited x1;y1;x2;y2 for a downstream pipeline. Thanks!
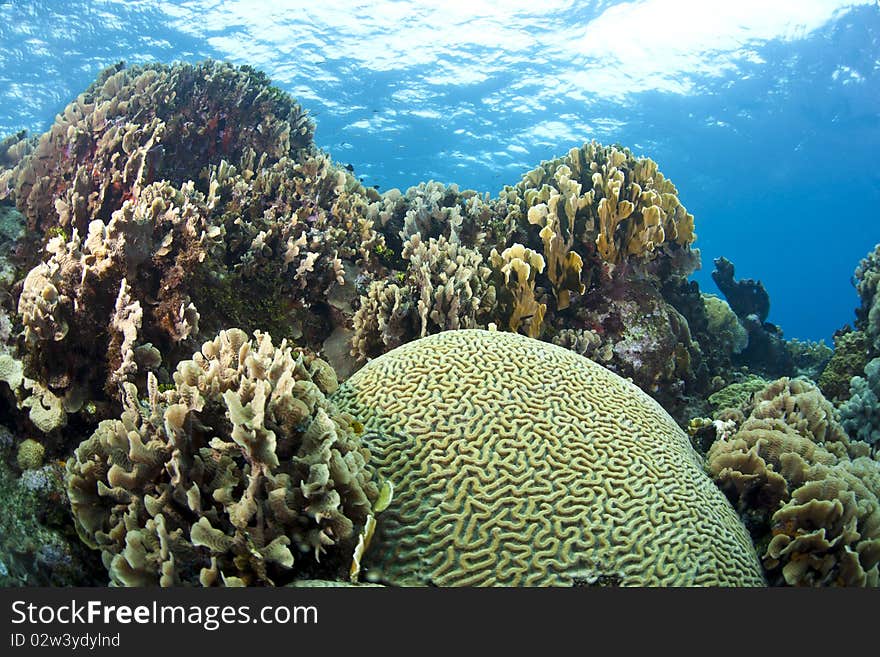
481;142;706;421
524;165;586;309
499;142;696;272
66;328;382;586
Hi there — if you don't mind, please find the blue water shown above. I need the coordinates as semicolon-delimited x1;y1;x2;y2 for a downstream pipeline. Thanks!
1;0;878;343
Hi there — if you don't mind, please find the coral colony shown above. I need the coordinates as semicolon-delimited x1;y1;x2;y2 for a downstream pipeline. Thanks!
0;61;877;587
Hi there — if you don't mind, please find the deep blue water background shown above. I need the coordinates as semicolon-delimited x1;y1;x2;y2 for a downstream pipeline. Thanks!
1;0;878;344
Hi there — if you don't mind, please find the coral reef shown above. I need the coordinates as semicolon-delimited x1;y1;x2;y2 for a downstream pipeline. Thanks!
839;358;880;447
331;329;764;586
66;328;381;586
1;62;383;438
6;59;876;589
854;243;880;353
0;60;313;239
0;204;23;292
819;330;871;402
0;424;104;586
708;377;880;586
702;294;748;357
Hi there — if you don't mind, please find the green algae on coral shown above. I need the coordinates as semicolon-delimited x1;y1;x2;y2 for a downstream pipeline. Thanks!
708;376;769;412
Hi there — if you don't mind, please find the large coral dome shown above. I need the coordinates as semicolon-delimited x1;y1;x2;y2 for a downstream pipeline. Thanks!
332;329;765;586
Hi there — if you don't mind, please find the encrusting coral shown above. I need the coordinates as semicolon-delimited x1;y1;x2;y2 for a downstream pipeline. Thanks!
818;330;871;402
66;328;383;586
708;377;880;586
331;329;764;587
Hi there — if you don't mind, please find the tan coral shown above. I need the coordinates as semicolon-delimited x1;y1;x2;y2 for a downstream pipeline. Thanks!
524;164;588;309
489;243;546;338
351;281;409;361
331;329;764;586
350;234;497;361
502;141;696;270
66;328;382;586
708;377;880;586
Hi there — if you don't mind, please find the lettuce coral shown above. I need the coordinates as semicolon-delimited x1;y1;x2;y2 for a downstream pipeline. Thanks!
708;377;880;586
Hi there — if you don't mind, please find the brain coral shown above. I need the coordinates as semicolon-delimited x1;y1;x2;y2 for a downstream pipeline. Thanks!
330;329;764;586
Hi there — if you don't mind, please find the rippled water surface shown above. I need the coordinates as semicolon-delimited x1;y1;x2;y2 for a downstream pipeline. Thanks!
1;0;878;341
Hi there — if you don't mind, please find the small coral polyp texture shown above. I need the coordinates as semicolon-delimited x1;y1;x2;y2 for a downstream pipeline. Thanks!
16;438;45;471
66;328;380;586
331;329;764;586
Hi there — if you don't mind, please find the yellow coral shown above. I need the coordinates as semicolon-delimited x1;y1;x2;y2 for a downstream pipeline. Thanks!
489;244;546;338
508;141;696;267
525;164;587;309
